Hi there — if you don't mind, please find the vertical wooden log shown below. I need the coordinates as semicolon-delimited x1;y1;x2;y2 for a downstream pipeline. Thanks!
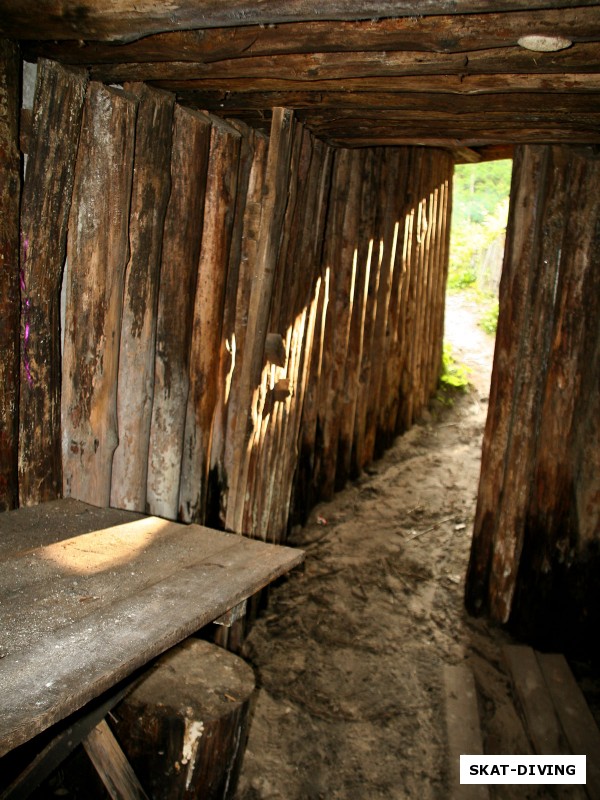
335;148;371;488
276;138;332;537
221;129;269;530
0;40;21;512
376;148;411;453
398;150;425;432
17;59;87;506
179;117;240;524
318;148;361;501
225;108;294;535
206;119;255;529
466;145;600;655
146;107;211;520
110;84;174;512
252;120;306;542
351;148;384;478
62;83;138;507
365;148;402;462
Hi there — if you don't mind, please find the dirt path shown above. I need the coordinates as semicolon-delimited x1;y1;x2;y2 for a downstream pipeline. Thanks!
235;297;553;800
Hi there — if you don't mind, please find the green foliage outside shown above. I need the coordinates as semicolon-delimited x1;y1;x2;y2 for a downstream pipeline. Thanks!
437;342;472;405
447;159;512;335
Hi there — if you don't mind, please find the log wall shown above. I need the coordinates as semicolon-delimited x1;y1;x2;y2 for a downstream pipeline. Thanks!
3;57;454;551
465;144;600;656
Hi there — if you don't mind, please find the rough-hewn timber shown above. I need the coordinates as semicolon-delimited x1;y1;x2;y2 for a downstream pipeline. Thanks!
61;83;137;508
0;40;20;513
146;107;211;520
16;61;87;507
110;84;174;512
465;144;600;657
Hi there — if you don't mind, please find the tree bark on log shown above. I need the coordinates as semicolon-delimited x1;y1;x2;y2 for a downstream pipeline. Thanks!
62;83;138;507
0;39;21;512
17;59;87;506
466;144;600;657
179;117;241;524
146;107;211;520
110;83;174;513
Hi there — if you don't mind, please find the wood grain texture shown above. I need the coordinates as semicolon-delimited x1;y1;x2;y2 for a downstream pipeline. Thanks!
2;1;598;41
21;8;600;63
466;145;600;655
114;639;255;799
0;499;303;756
146;106;211;520
110;84;174;512
225;108;294;535
17;60;87;507
179;117;241;524
83;720;149;800
0;39;20;512
61;83;137;508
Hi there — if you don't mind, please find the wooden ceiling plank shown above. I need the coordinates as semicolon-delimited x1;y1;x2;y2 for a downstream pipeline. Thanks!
87;43;600;84
20;7;600;64
152;73;600;93
2;1;599;43
175;89;600;113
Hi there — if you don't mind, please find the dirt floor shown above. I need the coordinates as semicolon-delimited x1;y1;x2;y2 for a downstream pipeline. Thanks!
234;294;579;800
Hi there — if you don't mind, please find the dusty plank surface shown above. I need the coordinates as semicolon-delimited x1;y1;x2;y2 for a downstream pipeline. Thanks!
0;499;303;757
503;645;568;755
538;652;600;800
443;664;489;800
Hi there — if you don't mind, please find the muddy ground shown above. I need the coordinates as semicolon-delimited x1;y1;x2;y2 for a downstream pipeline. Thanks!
235;295;589;800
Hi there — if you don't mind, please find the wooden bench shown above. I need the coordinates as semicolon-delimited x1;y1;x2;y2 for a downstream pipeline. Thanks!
0;498;304;796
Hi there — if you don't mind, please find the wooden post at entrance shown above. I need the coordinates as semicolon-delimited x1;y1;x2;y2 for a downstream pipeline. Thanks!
465;144;600;656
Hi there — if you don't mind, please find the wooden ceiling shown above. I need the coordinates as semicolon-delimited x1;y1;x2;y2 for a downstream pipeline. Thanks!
2;1;600;158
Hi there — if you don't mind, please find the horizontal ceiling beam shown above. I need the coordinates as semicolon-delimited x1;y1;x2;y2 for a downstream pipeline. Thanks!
153;73;600;94
177;90;600;113
2;1;599;43
87;43;600;84
21;7;600;63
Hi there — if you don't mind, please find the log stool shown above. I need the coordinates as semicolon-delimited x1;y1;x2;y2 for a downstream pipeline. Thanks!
111;638;255;799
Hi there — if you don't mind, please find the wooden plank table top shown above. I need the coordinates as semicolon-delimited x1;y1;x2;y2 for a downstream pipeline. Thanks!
0;499;304;757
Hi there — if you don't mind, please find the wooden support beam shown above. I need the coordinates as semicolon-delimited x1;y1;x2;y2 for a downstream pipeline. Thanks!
157;73;600;94
110;84;174;513
61;83;138;508
146;107;211;520
21;7;600;64
179;116;241;524
0;39;21;512
90;43;600;85
1;1;597;43
83;720;149;800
